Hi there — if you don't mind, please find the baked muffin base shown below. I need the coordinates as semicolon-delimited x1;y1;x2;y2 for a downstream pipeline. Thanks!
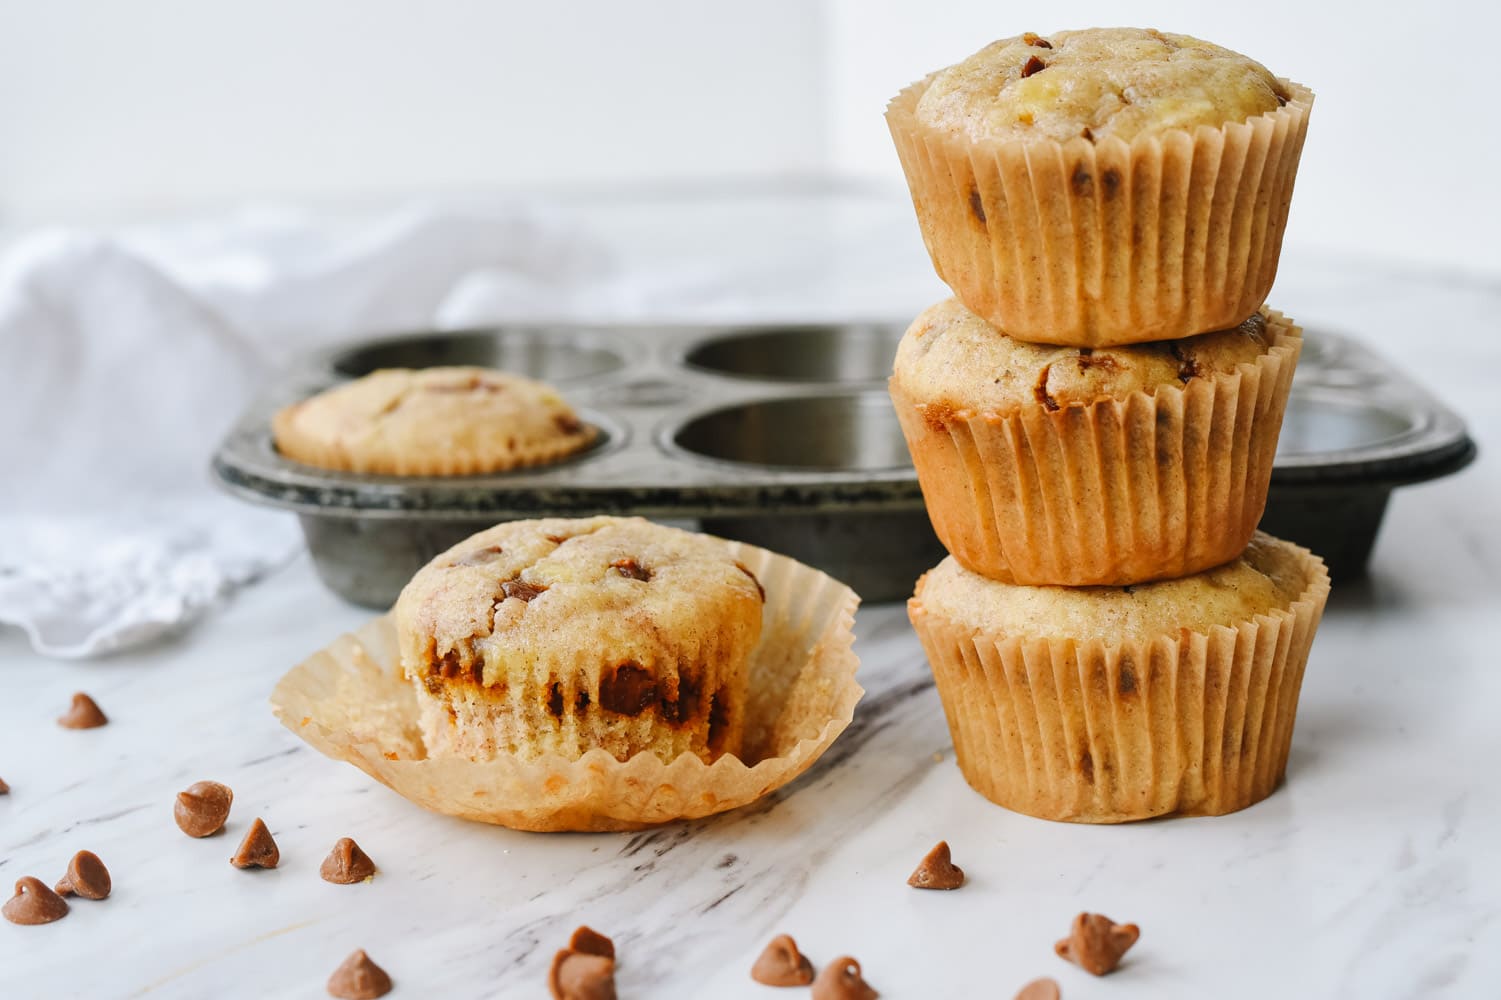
891;309;1301;586
886;77;1313;346
271;541;862;832
908;536;1330;823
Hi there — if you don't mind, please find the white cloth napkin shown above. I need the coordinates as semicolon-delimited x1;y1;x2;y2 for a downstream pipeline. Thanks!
0;202;627;658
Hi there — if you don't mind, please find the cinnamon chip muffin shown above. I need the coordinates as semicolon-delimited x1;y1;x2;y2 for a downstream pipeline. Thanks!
886;27;1313;346
909;532;1330;822
395;517;765;764
890;298;1301;586
272;367;595;475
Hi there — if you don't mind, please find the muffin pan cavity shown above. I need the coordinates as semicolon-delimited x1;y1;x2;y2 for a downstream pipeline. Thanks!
215;322;1473;607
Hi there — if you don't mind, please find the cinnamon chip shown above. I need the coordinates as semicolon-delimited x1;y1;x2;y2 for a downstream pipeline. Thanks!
2;877;69;925
1015;977;1061;1000
230;817;280;869
548;949;617;1000
812;956;879;999
907;840;965;890
1022;32;1053;48
327;948;393;999
0;775;9;794
174;780;233;837
610;558;651;582
54;850;111;900
751;933;814;987
57;692;107;729
1022;55;1046;78
1054;912;1140;976
320;837;377;884
568;925;615;960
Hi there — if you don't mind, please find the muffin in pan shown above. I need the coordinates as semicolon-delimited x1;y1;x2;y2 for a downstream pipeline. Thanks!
889;298;1301;586
886;27;1312;346
908;532;1330;823
395;516;765;764
272;366;595;475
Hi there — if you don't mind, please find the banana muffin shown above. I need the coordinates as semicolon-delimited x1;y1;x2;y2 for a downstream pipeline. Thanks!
395;517;765;764
909;531;1330;822
890;298;1301;586
886;27;1313;345
273;366;595;475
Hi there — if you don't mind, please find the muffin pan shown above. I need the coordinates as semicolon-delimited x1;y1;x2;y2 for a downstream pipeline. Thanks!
213;322;1475;607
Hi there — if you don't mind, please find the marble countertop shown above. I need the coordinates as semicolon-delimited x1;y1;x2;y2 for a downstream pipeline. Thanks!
2;189;1499;998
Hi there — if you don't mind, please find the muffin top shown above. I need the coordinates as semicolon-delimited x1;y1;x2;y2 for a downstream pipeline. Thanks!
915;533;1313;643
892;298;1291;416
272;366;595;475
396;517;765;689
915;27;1289;143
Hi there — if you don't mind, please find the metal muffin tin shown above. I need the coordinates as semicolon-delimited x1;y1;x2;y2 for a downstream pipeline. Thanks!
213;322;1475;607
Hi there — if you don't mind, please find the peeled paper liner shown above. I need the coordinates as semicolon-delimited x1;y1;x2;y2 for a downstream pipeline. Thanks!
886;78;1314;346
909;536;1331;823
891;310;1302;587
271;542;862;832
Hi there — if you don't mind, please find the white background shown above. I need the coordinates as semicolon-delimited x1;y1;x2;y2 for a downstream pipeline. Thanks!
2;0;1499;275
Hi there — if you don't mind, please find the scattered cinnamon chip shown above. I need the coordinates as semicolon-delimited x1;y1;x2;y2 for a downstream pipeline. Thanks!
327;948;393;999
0;775;9;794
2;877;69;925
1055;912;1140;976
907;840;965;890
812;956;879;999
54;850;111;900
1022;55;1046;78
175;780;233;837
57;692;107;729
1022;32;1053;48
230;817;280;869
1015;977;1061;1000
321;838;377;884
610;558;651;582
548;949;617;1000
751;934;815;987
568;925;615;960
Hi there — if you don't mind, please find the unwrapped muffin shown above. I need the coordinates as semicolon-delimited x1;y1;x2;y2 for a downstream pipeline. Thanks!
908;532;1330;822
886;27;1312;346
890;298;1301;586
273;366;595;475
395;517;765;764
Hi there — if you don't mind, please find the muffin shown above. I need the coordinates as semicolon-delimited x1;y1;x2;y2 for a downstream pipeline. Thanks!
890;298;1301;586
395;517;766;764
886;27;1313;346
908;532;1330;822
272;366;596;475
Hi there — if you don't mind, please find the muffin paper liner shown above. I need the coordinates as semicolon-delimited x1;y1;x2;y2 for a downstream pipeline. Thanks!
908;538;1330;822
891;310;1301;586
886;80;1313;347
271;543;862;832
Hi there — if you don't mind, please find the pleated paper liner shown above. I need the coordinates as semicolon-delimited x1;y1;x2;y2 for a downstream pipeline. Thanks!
890;309;1301;587
886;78;1313;347
271;542;862;832
908;534;1330;823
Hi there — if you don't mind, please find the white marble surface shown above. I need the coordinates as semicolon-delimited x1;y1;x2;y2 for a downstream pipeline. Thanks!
2;190;1500;999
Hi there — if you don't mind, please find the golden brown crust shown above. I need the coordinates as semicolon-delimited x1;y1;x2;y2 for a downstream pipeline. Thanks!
893;299;1282;415
917;28;1287;143
395;517;764;764
272;366;595;475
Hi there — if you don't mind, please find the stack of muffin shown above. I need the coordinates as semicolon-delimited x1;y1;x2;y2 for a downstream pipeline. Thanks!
885;28;1331;822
